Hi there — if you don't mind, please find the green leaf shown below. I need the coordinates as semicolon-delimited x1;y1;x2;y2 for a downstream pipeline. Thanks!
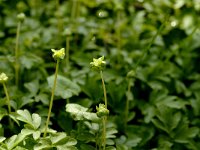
24;79;39;96
17;110;41;130
32;113;41;129
66;103;99;121
105;146;116;150
51;132;67;145
20;53;43;69
77;132;95;142
152;106;182;135
13;146;27;150
106;127;118;139
57;145;78;150
33;131;41;140
0;108;7;120
34;138;51;150
6;132;28;150
47;75;81;99
0;136;6;143
80;144;96;150
174;125;199;143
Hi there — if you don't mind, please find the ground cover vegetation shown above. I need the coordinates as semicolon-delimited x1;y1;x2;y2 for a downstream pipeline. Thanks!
0;0;200;149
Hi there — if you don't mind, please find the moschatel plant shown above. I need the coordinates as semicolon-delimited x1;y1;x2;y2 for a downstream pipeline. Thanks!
0;73;11;116
66;56;116;150
15;13;25;87
44;48;65;137
90;56;109;150
1;1;200;150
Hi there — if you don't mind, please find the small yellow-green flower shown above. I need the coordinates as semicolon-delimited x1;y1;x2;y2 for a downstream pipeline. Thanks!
96;104;109;117
51;48;65;61
0;73;8;83
90;56;106;71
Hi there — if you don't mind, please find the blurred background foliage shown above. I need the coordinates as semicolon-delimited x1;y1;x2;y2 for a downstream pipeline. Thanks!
1;0;200;149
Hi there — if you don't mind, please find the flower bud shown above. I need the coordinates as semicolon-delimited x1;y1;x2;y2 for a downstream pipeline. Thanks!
90;56;106;71
0;73;8;83
96;104;109;117
17;13;26;22
63;28;72;36
51;48;65;61
127;70;135;78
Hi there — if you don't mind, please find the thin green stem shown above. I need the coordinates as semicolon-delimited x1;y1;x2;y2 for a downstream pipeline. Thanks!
66;36;70;70
124;81;132;129
117;10;121;63
100;71;107;108
56;0;59;10
71;0;77;21
56;0;62;33
102;117;106;150
134;15;169;72
44;60;59;137
100;70;107;150
15;21;21;87
3;83;11;114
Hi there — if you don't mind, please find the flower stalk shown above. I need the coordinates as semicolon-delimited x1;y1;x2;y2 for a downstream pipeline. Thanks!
63;28;72;71
90;56;108;150
0;73;11;114
44;48;65;137
124;70;135;129
15;13;25;87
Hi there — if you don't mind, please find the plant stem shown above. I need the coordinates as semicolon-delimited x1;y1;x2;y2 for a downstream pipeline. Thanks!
100;70;107;150
56;0;62;33
56;0;59;10
134;14;169;72
3;83;11;114
66;36;70;70
15;21;21;87
2;82;12;127
102;117;106;150
100;71;107;108
71;0;77;21
44;60;59;137
117;10;121;63
124;80;132;129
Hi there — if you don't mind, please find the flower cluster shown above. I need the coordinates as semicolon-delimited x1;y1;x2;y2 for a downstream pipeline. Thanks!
51;48;65;61
96;104;109;117
0;73;8;83
90;56;106;71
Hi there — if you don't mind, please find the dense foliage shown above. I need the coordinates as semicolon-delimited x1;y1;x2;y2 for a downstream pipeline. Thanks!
0;0;200;149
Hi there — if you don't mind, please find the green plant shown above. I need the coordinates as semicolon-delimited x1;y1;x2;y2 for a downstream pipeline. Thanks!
90;56;109;150
15;13;25;87
63;28;72;71
44;48;65;137
0;73;11;115
1;1;200;149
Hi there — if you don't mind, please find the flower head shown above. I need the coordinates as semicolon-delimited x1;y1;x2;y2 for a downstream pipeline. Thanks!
96;104;109;117
17;13;26;22
0;73;8;83
90;56;106;71
51;48;65;61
